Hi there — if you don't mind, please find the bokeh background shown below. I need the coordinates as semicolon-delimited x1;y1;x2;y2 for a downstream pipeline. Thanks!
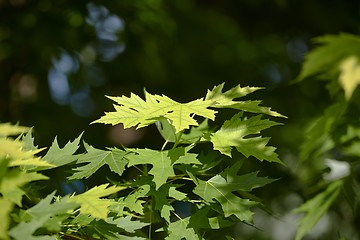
1;0;360;239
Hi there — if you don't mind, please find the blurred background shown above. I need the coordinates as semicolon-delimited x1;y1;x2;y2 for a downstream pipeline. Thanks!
1;0;360;239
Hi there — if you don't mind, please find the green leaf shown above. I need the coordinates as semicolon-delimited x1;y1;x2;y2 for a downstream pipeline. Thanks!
108;216;149;233
193;163;274;222
126;147;200;189
8;215;57;240
116;185;150;216
148;183;187;223
38;134;82;169
156;118;211;144
193;174;256;222
0;122;30;137
339;56;360;100
165;216;201;240
0;139;51;168
294;180;343;240
69;143;128;179
127;149;174;190
188;206;234;230
0;198;13;240
300;101;346;161
69;183;125;220
26;192;78;219
210;112;282;163
206;83;285;118
297;33;360;81
93;90;217;133
0;170;48;206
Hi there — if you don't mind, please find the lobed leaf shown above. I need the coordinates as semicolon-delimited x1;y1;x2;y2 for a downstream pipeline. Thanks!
93;90;217;133
206;83;285;118
210;112;282;163
69;184;126;220
294;180;343;240
69;143;128;179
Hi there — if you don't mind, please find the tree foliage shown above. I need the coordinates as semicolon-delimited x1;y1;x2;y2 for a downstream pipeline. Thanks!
0;84;284;239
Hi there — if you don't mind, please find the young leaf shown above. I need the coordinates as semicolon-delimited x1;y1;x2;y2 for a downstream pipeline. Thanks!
92;90;217;133
339;56;360;100
294;180;343;240
0;139;51;168
0;170;48;206
206;83;285;118
69;143;128;179
210;112;282;163
297;33;360;81
69;183;125;220
0;122;30;137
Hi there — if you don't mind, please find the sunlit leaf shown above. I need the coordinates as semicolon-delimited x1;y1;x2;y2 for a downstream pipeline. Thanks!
0;170;48;206
93;90;216;133
206;83;285;118
210;112;282;163
339;56;360;100
0;123;30;137
69;184;125;220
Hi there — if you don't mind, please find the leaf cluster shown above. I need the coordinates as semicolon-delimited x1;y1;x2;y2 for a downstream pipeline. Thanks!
0;83;284;239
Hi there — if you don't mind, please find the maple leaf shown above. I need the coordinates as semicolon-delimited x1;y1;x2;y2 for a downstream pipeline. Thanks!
210;112;282;163
126;147;200;190
0;138;51;168
147;183;187;223
206;83;285;118
297;33;360;82
165;216;201;240
115;185;150;216
93;90;216;133
0;198;12;240
8;215;57;240
69;143;128;179
156;117;211;144
40;134;82;169
193;174;256;222
69;184;126;220
188;206;234;230
339;56;360;100
108;216;149;233
0;170;48;206
26;192;78;219
294;180;343;240
0;123;30;137
193;163;275;222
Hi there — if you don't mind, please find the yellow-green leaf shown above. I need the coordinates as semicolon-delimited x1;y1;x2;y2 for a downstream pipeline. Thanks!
0;123;30;137
339;56;360;100
69;184;125;220
93;90;216;133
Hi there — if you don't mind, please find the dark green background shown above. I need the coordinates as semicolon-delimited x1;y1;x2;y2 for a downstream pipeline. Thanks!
1;1;359;239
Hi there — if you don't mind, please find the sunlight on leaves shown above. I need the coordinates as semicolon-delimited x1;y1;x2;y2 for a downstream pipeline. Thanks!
69;184;125;220
339;56;360;100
